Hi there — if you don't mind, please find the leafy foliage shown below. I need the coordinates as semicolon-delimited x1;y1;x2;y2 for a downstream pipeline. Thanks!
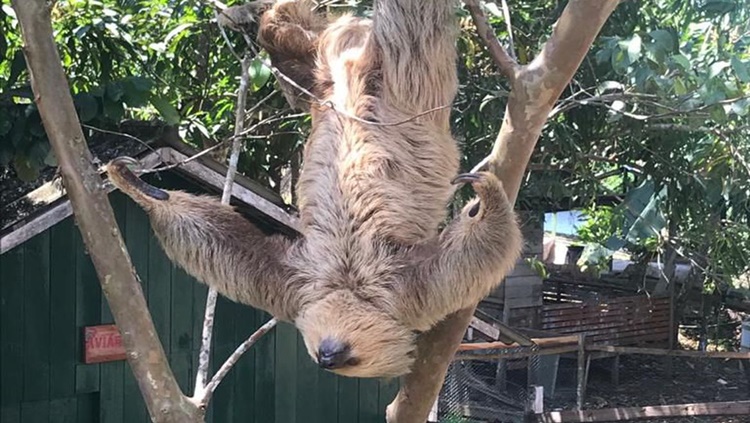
1;0;748;286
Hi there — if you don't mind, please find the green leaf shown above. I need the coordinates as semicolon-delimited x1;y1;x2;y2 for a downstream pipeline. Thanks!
708;61;730;78
709;104;727;122
249;58;272;92
730;56;750;83
7;51;26;89
649;29;674;53
671;53;691;71
627;34;642;63
150;96;181;125
105;82;124;102
103;99;125;121
74;93;99;122
13;155;39;182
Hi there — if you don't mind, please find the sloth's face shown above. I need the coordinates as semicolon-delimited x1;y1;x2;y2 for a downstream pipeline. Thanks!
295;292;417;378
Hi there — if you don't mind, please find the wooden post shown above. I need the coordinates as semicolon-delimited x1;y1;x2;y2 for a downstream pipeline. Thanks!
576;334;587;410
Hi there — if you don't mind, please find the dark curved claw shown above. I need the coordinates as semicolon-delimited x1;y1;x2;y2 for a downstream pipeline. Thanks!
450;172;482;185
108;156;170;201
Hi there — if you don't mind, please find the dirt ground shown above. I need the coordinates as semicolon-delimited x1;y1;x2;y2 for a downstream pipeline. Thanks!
552;354;750;422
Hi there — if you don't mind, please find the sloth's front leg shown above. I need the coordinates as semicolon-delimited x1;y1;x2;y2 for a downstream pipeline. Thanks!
403;172;523;329
106;157;298;321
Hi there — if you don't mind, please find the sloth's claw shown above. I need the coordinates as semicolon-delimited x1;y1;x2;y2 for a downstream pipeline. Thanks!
108;156;170;201
450;172;483;185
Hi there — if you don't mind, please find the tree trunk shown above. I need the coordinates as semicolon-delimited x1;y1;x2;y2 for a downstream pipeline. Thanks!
386;1;621;421
11;1;202;421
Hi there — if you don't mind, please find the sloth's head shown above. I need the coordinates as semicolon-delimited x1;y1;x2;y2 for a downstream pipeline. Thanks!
295;291;416;378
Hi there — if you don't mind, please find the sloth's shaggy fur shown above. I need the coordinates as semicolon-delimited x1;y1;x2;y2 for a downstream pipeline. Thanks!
107;0;523;378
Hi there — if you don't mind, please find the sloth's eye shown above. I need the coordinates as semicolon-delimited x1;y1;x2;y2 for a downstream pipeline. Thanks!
345;357;360;366
468;201;481;218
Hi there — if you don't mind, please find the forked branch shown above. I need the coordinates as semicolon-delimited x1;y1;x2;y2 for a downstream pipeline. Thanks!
463;0;518;81
10;1;200;421
386;1;620;422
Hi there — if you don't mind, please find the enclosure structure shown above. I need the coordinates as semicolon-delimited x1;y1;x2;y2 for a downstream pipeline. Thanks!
0;130;397;423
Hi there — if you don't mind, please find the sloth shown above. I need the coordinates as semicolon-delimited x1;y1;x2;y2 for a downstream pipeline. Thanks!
106;0;522;378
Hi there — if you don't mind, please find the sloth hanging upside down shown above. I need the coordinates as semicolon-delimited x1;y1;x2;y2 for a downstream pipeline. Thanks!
107;0;523;378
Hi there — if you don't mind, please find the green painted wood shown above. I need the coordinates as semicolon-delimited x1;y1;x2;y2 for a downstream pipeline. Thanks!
296;333;320;423
358;378;381;423
211;297;237;423
99;361;124;423
98;196;126;423
23;232;50;402
0;246;24;405
49;220;78;399
0;404;20;423
317;364;339;422
337;374;360;422
123;197;152;423
74;227;100;394
147;229;172;354
21;400;50;423
76;393;98;423
253;311;276;423
232;303;257;423
377;377;400;417
171;267;194;393
49;397;78;423
274;322;297;423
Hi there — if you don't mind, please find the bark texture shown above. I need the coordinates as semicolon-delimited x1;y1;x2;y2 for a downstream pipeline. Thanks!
386;1;621;421
11;1;201;421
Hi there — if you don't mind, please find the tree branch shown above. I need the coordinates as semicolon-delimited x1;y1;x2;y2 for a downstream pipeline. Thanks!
10;1;201;421
463;0;518;81
386;1;620;422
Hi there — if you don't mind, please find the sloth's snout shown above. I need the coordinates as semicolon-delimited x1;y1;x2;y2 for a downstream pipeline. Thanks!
317;338;351;370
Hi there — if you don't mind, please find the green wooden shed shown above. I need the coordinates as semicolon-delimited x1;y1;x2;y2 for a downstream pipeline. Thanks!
0;134;398;423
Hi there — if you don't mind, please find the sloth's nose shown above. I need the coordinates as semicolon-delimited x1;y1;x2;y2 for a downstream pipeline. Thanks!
318;338;351;370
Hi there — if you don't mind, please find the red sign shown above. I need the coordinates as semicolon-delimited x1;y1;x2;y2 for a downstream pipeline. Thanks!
84;325;127;364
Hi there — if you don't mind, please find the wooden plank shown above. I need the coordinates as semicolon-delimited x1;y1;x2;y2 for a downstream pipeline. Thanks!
171;268;194;392
588;345;750;359
0;404;20;423
232;303;257;423
74;227;101;394
99;361;125;423
296;331;320;423
148;229;173;354
542;296;669;312
77;393;98;423
274;322;297;423
538;400;750;422
123;199;151;423
49;219;78;398
542;301;670;318
23;232;51;402
337;376;359;423
0;245;24;404
542;313;671;332
456;345;579;361
378;378;400;418
21;400;49;423
211;297;237;423
470;316;501;340
458;335;580;351
358;378;381;423
49;397;78;423
253;311;276;423
541;310;670;327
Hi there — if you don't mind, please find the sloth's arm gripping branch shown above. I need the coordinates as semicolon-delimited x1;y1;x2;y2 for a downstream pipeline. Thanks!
255;0;326;110
407;172;523;327
107;158;299;321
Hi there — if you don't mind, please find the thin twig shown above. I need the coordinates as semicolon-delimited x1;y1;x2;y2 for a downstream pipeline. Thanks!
498;0;515;60
193;52;253;401
463;0;518;81
81;124;160;155
198;318;278;409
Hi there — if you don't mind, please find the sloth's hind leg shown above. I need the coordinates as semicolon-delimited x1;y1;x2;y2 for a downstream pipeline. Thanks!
106;157;298;321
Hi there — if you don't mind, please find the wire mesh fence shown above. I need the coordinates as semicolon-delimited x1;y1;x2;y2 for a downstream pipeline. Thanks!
436;345;541;423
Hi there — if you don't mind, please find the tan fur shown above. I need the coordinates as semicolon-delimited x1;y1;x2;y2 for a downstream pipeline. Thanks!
107;0;523;378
